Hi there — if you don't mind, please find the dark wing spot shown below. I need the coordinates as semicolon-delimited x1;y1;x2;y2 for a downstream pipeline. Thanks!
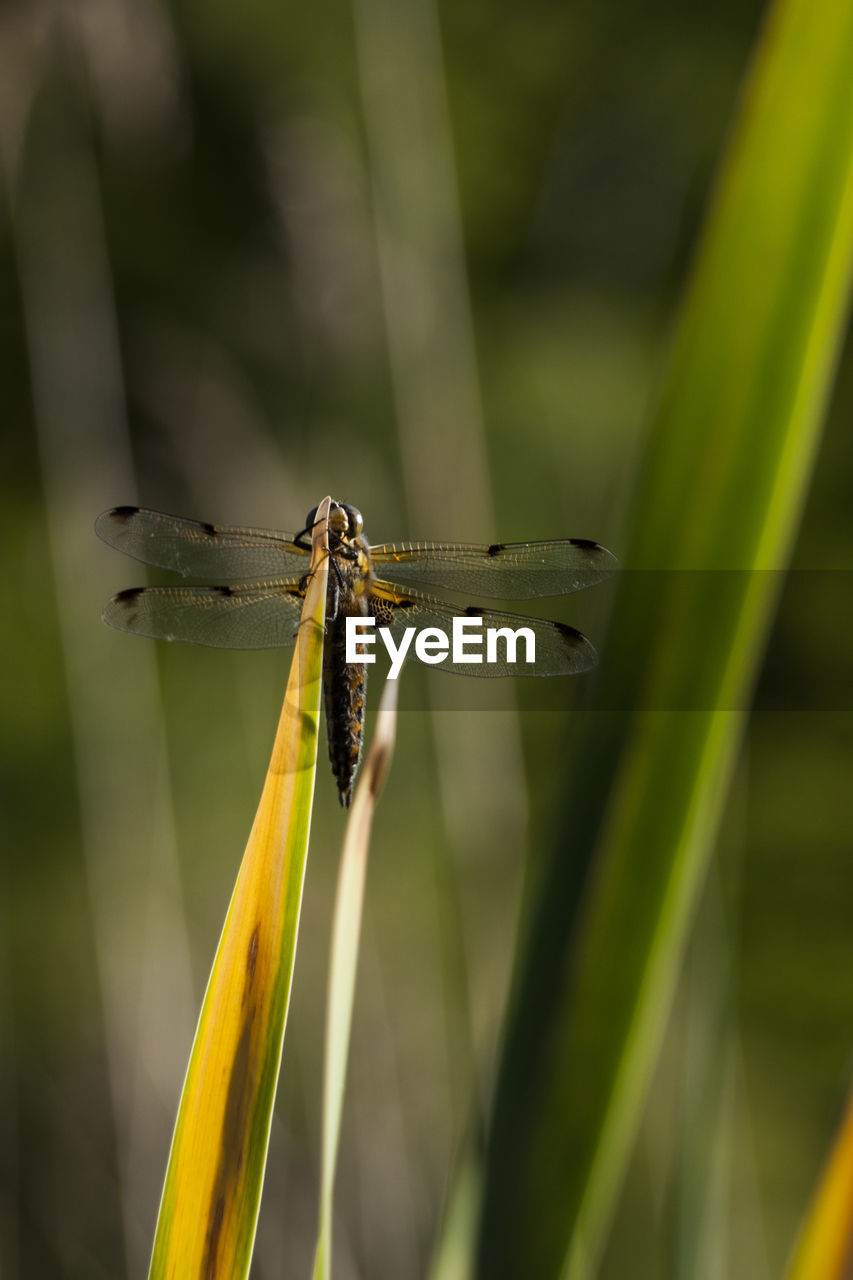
202;521;217;537
112;505;139;520
214;584;234;597
571;538;602;550
555;621;585;643
487;543;504;557
111;586;144;626
369;592;417;627
550;619;591;655
465;605;485;617
371;593;418;617
555;621;597;668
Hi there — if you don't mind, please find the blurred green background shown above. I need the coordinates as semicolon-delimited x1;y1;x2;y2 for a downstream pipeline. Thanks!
1;0;852;1276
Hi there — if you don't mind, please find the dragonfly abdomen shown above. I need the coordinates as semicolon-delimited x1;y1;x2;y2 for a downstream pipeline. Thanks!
323;607;367;807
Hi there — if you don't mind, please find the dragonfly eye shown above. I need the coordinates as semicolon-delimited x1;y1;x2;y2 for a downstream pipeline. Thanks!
304;505;319;529
342;505;364;537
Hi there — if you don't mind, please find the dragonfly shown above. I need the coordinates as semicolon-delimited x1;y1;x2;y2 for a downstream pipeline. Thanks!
96;501;616;805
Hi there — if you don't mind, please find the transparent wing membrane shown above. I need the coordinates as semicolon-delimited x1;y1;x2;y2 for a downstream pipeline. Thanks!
369;582;596;676
98;505;613;673
95;507;311;580
370;539;616;599
103;581;306;649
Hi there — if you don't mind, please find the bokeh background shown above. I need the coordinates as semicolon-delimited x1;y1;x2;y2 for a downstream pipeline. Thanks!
1;0;852;1276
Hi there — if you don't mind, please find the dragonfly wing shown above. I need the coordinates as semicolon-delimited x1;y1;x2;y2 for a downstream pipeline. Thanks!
95;506;311;579
369;583;596;676
103;580;306;649
369;538;616;599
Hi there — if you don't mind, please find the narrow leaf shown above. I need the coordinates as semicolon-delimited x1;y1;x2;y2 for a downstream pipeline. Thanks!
476;0;853;1276
149;497;332;1280
312;676;400;1280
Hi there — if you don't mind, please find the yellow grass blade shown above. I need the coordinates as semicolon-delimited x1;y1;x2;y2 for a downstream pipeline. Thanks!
787;1088;853;1280
148;496;331;1280
312;677;400;1280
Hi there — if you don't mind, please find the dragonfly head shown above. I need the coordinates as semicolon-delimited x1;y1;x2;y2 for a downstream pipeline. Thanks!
306;501;364;541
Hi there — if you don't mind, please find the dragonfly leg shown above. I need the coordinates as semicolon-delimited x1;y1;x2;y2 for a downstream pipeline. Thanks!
327;577;341;622
327;543;351;595
294;503;343;549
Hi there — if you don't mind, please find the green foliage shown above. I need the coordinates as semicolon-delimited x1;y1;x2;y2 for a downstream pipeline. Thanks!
3;0;853;1275
476;0;853;1275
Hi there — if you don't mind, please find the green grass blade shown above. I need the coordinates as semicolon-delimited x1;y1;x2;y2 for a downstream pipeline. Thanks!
475;0;853;1276
148;498;331;1279
312;677;399;1280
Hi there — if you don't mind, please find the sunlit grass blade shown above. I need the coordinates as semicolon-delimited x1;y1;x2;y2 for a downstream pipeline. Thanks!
148;497;331;1280
475;1;853;1277
312;676;399;1280
428;1155;482;1280
786;1088;853;1280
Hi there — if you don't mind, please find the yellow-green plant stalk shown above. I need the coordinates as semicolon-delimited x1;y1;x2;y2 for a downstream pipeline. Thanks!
476;0;853;1277
149;497;331;1280
787;1088;853;1280
312;676;399;1280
